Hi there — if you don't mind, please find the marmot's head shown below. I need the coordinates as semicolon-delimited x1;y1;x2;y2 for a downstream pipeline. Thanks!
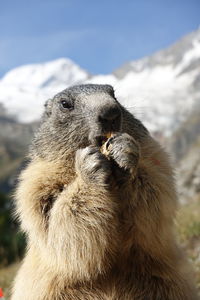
31;84;147;160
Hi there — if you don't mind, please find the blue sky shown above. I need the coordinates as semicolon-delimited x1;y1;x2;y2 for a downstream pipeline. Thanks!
0;0;199;77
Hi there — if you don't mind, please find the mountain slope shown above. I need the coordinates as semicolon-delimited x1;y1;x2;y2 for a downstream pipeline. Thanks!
169;102;200;203
0;29;199;134
110;28;200;134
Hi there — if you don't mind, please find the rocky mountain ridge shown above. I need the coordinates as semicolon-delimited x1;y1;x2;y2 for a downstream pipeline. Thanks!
0;28;199;136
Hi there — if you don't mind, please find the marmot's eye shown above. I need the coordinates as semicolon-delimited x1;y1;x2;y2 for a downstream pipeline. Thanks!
60;99;74;111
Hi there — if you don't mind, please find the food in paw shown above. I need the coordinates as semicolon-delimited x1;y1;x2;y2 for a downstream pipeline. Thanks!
100;132;114;157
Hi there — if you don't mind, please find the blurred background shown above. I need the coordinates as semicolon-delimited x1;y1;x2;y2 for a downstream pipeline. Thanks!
0;0;200;297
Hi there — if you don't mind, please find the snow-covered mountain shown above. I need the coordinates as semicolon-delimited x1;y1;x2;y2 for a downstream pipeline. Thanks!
0;58;90;122
0;29;200;135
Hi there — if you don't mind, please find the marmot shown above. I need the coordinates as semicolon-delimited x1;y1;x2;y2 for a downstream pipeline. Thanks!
11;84;198;299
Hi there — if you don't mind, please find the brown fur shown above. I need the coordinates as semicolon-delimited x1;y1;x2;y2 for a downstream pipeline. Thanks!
11;84;198;299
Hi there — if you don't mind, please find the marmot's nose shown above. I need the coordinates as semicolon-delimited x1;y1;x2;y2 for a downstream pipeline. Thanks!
98;106;122;132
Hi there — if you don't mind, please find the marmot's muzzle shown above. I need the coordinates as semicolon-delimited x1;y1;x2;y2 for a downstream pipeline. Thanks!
89;103;122;146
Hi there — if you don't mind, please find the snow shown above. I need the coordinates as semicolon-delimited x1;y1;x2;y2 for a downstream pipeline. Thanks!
173;38;200;75
1;58;88;88
181;39;200;67
0;31;199;135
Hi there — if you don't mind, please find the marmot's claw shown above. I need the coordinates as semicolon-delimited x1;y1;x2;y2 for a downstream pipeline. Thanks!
75;146;112;185
107;133;140;171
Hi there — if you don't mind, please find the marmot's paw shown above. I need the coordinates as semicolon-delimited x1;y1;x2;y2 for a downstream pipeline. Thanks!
106;133;140;172
75;146;112;185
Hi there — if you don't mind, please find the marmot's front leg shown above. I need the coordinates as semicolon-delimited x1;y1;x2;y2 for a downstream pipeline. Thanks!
102;133;140;183
46;146;119;282
75;146;112;185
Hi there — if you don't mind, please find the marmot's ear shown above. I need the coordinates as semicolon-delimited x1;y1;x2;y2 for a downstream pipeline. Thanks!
44;99;53;117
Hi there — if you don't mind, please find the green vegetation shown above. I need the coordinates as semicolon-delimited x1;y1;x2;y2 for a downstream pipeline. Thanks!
176;196;200;292
176;196;200;242
0;192;25;266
